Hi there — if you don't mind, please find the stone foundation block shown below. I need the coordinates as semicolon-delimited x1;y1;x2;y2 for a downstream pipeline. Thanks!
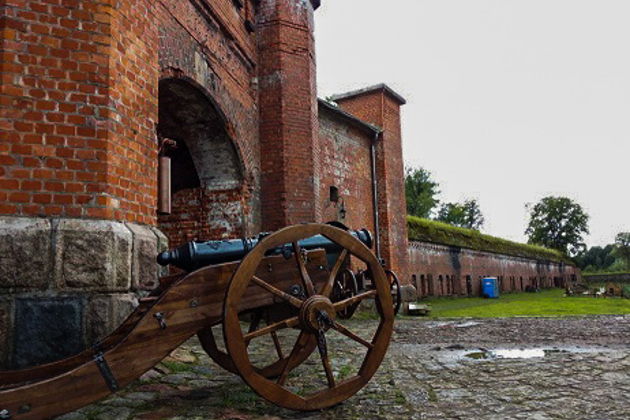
0;299;12;367
55;219;132;291
0;217;52;290
151;226;170;277
127;224;161;291
13;296;85;369
87;293;139;345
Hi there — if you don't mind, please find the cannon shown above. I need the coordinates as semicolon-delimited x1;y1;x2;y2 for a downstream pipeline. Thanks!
0;223;397;418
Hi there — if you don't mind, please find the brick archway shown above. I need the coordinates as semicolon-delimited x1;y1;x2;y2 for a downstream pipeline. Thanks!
157;78;247;246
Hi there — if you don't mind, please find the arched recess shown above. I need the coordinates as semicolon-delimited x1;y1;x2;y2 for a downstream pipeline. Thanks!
157;78;246;246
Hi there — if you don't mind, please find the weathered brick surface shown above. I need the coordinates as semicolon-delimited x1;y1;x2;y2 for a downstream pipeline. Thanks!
409;241;581;297
0;0;425;366
333;88;411;284
159;187;246;246
155;0;261;238
318;106;376;235
0;0;158;224
257;0;321;230
0;0;260;228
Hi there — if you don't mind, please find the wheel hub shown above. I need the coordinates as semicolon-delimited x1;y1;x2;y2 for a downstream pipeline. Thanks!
299;295;336;332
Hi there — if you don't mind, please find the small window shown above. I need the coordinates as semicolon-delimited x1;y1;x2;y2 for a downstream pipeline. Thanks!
329;186;339;203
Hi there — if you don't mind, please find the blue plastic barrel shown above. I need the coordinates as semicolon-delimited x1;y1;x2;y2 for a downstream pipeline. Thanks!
482;277;499;298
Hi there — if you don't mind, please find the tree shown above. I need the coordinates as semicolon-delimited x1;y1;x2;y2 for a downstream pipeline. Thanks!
525;196;589;256
613;232;630;270
573;244;615;271
405;166;440;218
436;199;485;230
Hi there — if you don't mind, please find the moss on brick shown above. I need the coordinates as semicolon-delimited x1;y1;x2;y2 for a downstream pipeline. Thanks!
407;216;572;264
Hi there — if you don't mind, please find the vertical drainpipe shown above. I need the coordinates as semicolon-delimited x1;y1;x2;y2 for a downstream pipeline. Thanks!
371;130;382;261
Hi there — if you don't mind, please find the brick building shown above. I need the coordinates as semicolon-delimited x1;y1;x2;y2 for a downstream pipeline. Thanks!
0;0;409;368
407;218;581;298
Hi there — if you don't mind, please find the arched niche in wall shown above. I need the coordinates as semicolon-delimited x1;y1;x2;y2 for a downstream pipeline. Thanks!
157;78;245;246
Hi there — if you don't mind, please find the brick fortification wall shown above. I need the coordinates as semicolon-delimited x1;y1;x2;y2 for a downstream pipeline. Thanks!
409;242;580;298
0;0;263;369
0;0;414;369
330;86;411;285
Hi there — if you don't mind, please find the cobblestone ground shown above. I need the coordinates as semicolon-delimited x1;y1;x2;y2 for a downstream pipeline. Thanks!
58;315;630;420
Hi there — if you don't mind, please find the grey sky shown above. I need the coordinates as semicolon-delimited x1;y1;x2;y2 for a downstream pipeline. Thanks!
315;0;630;247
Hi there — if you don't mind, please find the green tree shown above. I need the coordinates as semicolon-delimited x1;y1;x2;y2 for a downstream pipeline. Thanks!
613;232;630;270
525;196;589;256
405;166;440;218
573;244;615;271
436;199;485;230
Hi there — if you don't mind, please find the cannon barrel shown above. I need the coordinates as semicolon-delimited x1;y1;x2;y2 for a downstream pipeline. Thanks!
157;228;373;272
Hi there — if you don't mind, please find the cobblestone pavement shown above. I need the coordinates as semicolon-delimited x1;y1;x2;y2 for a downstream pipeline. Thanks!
58;315;630;420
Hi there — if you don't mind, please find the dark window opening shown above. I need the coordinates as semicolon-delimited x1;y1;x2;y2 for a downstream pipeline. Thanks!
329;186;339;203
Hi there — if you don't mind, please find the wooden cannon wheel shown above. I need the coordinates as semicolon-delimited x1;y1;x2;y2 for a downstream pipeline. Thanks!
223;224;394;411
385;269;402;316
333;268;359;320
197;306;317;377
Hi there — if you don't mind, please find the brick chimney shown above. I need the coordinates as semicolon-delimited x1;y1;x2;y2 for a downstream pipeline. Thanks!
331;84;411;286
256;0;322;230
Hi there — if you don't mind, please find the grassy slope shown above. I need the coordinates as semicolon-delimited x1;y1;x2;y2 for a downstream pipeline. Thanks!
422;289;630;318
407;216;572;264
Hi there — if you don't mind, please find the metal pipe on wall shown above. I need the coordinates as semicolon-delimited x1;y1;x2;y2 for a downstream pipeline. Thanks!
371;131;382;261
158;156;171;215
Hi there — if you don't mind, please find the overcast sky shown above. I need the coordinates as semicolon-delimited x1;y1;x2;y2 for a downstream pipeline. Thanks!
315;0;630;248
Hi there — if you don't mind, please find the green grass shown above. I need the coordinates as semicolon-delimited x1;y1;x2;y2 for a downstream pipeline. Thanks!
407;216;572;264
583;271;630;276
160;360;195;373
422;289;630;318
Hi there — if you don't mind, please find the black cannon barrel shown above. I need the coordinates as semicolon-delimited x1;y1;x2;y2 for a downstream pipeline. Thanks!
157;228;373;272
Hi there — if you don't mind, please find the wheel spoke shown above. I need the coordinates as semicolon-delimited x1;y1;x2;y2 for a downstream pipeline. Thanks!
292;242;316;296
248;310;263;334
331;321;374;349
333;290;377;311
252;276;303;308
320;249;348;297
317;332;336;388
244;316;299;343
270;331;284;360
278;331;310;386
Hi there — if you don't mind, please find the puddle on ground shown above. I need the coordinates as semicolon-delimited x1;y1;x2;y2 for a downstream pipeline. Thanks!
462;347;605;361
428;321;482;329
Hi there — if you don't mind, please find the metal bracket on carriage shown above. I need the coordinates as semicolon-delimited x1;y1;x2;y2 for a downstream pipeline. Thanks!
93;352;119;392
154;312;167;329
288;284;306;300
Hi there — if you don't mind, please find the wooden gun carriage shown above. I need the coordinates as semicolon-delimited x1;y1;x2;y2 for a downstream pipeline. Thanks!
0;223;399;419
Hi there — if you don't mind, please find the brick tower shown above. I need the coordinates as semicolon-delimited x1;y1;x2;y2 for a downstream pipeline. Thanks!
331;84;411;285
257;0;322;230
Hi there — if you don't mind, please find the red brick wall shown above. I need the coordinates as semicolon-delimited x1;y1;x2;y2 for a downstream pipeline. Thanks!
1;0;118;219
257;0;321;230
318;107;375;235
0;0;260;230
159;187;245;246
106;0;159;224
409;241;581;297
334;90;411;284
154;0;261;241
